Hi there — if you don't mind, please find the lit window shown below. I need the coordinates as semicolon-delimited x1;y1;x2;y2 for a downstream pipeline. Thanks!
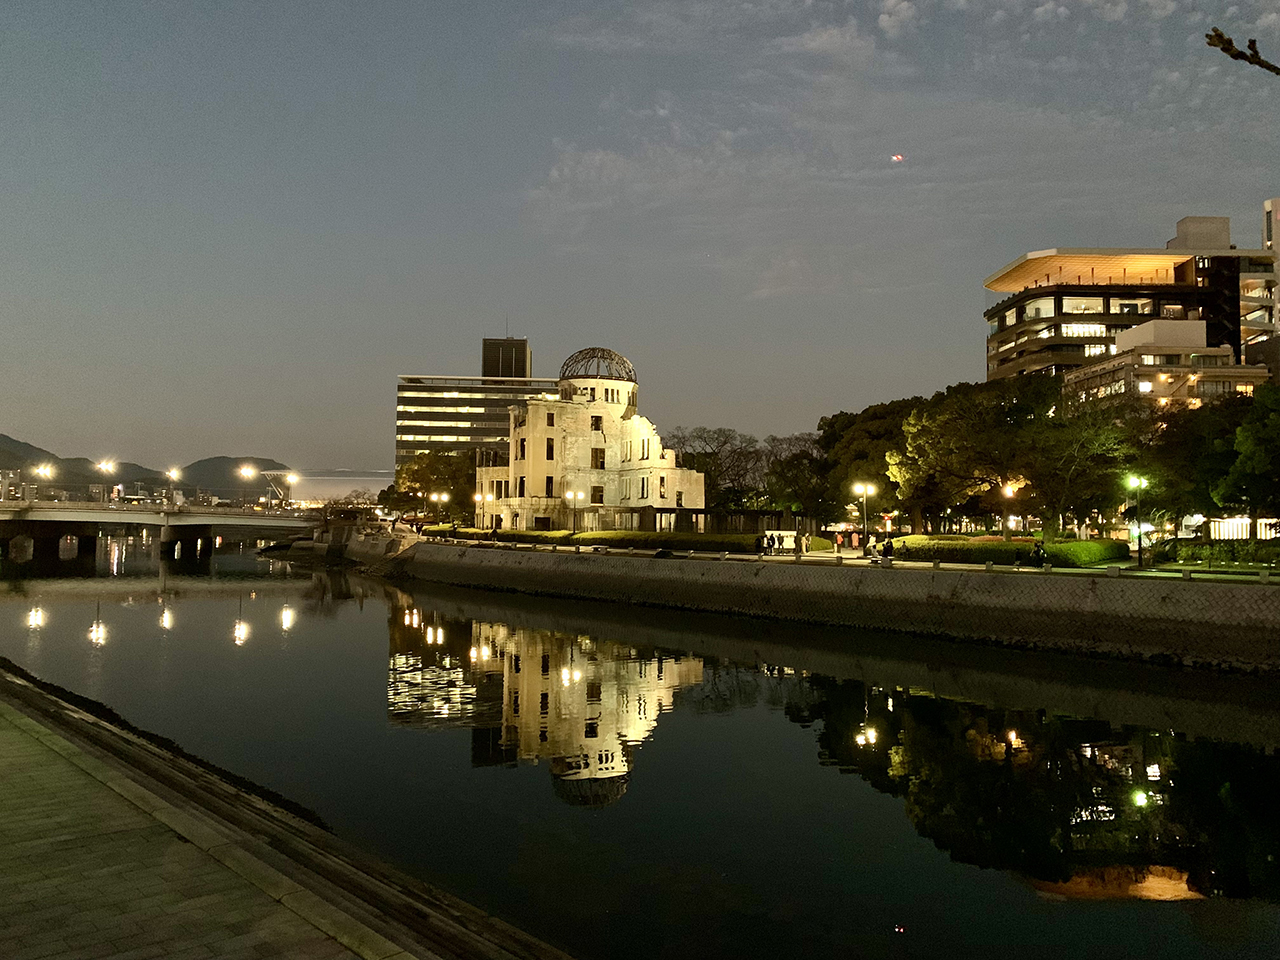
1138;381;1153;393
1061;323;1108;338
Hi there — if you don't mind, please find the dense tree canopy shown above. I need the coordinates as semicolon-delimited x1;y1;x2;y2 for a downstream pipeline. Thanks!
386;449;476;520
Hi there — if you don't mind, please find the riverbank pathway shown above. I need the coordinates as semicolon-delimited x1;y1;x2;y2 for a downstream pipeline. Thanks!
0;698;400;960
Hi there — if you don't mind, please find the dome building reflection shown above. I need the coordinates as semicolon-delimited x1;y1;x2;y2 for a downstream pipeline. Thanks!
385;598;703;805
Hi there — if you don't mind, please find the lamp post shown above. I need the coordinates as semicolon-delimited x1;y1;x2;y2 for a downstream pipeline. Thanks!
473;493;483;528
95;460;116;502
238;465;257;508
165;468;180;505
565;490;584;533
429;492;451;522
853;483;876;554
1128;475;1148;568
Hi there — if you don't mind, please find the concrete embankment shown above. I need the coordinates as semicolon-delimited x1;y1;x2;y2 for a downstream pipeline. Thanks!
367;539;1280;670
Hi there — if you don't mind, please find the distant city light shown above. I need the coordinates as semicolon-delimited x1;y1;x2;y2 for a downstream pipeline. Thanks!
239;465;257;480
166;468;181;482
891;154;904;163
96;460;116;473
1133;790;1148;807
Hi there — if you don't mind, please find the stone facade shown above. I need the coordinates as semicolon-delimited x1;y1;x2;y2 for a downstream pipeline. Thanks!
474;348;705;531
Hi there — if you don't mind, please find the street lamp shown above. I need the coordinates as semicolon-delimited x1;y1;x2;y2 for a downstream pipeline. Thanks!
165;468;181;505
1128;475;1149;568
474;492;494;528
565;490;585;533
853;483;876;553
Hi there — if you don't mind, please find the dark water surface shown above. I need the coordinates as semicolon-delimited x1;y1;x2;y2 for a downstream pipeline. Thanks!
2;538;1279;959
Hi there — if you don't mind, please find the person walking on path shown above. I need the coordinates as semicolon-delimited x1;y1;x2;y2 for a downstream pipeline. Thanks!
835;532;844;556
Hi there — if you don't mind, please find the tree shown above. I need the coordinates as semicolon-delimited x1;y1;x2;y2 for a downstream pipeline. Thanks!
1216;384;1280;537
1144;395;1252;529
662;427;765;511
761;433;832;518
887;378;1060;540
394;450;477;520
1018;393;1138;542
1206;28;1280;76
819;397;924;527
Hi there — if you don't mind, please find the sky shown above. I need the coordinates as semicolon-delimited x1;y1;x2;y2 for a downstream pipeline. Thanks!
3;0;1279;471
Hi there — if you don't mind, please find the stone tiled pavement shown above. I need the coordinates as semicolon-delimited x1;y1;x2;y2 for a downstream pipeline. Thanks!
0;707;363;960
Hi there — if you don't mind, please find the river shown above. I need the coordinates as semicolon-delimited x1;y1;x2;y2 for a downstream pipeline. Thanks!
1;536;1278;959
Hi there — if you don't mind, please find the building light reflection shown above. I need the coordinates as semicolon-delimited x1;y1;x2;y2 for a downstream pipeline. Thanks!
88;620;106;645
160;609;173;631
234;620;249;645
27;607;45;629
280;605;295;632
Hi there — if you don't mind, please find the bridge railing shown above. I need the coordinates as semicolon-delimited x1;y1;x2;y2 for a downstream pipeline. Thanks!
0;501;317;520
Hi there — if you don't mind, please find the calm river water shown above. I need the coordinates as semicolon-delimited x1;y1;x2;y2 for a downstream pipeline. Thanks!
2;537;1279;959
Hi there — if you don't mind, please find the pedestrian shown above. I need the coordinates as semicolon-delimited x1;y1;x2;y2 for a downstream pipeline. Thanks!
1030;541;1047;566
883;538;895;561
803;532;812;553
793;533;802;558
835;532;844;555
754;534;764;555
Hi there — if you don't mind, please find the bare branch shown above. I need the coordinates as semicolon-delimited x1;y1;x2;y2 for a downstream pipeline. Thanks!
1206;27;1280;76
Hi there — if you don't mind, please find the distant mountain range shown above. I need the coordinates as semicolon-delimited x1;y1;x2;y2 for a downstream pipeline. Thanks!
0;434;289;496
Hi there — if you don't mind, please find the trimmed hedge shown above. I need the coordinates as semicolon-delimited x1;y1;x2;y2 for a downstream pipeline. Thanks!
888;535;1129;568
1175;541;1280;565
418;526;832;553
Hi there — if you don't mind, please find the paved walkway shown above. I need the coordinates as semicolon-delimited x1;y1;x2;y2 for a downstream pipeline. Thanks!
0;701;405;960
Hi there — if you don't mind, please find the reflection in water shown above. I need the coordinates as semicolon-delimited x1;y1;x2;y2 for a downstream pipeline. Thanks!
796;677;1280;902
387;596;702;806
384;590;1280;900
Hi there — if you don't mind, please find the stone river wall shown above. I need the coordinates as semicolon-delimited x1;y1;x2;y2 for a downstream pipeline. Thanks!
357;539;1280;670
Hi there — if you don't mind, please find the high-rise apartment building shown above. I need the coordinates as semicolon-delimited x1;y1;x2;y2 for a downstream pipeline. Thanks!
984;213;1276;381
395;338;557;467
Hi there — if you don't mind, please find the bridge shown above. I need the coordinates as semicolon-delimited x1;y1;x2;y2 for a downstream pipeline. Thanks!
0;502;315;571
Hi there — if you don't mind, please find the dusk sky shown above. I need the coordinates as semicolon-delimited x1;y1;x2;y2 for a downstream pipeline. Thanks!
4;0;1278;470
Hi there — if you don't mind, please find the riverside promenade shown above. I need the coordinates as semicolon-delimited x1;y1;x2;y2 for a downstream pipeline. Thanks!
345;535;1280;671
0;666;574;960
